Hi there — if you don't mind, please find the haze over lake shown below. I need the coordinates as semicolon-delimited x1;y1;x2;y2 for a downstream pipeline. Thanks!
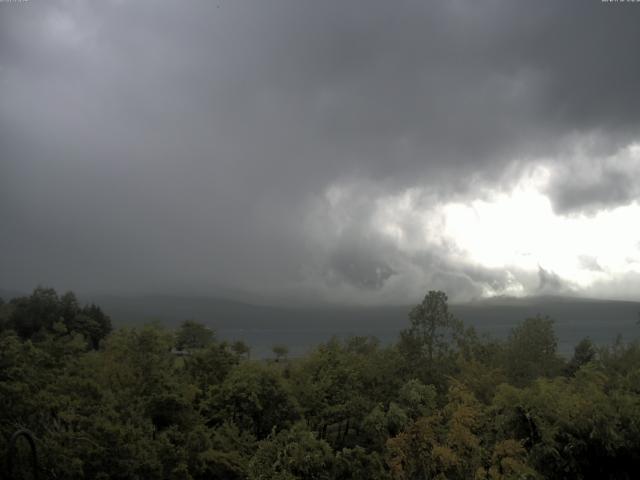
83;293;640;357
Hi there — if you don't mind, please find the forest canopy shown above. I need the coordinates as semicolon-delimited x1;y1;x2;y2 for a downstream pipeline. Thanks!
1;288;639;479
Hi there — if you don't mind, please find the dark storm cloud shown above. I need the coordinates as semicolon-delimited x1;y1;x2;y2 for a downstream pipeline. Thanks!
1;0;639;302
545;146;640;214
549;168;635;214
327;243;396;290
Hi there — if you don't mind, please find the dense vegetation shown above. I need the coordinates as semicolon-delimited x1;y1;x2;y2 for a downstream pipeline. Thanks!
1;288;640;479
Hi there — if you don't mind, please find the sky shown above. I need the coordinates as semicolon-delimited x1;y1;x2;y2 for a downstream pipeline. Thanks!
2;0;640;305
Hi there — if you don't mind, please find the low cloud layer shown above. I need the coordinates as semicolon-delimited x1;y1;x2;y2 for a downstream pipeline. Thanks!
2;1;640;304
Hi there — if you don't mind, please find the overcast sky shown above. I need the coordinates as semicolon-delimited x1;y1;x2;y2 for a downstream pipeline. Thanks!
2;0;640;305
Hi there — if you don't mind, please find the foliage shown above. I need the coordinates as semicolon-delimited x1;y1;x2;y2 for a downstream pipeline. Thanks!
3;287;112;348
504;316;564;386
272;344;289;362
175;319;215;351
398;290;464;387
566;337;597;376
247;423;334;480
1;287;639;479
205;361;299;439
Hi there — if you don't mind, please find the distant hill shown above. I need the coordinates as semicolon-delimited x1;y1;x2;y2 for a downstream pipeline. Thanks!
0;289;26;301
455;295;640;355
82;293;640;358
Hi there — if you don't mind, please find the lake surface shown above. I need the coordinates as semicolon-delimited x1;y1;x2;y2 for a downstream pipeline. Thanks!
91;294;640;358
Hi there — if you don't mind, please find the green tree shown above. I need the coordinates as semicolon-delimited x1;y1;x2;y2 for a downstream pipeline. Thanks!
77;303;112;348
248;424;335;480
175;320;215;350
397;379;437;419
183;342;239;392
206;362;299;439
5;288;111;348
231;340;251;359
0;297;13;332
290;339;372;446
566;337;596;376
192;422;256;480
477;439;537;480
398;291;464;386
101;325;176;399
504;316;564;386
272;344;289;362
8;286;62;338
387;383;486;480
335;446;390;480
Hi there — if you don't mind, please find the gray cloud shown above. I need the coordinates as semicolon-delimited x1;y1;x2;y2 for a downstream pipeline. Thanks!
579;256;604;273
545;146;640;214
551;169;634;213
537;266;574;296
1;0;640;303
327;244;396;291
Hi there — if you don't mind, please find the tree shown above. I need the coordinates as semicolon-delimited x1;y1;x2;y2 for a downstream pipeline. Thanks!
272;344;289;362
290;339;369;446
101;325;176;398
248;424;335;480
206;362;299;439
387;383;485;480
491;369;640;479
184;342;239;391
0;298;12;332
5;288;111;349
400;291;463;360
398;291;463;386
175;320;215;351
193;422;256;480
397;379;437;419
565;337;596;376
335;446;390;480
478;439;537;480
231;340;251;359
8;286;62;338
76;303;112;349
505;316;564;386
